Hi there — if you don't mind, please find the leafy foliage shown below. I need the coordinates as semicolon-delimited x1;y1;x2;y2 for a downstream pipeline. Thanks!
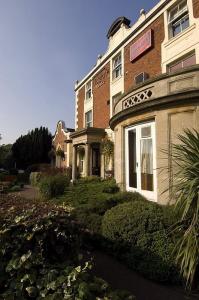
170;129;199;287
39;174;70;200
12;127;52;169
30;172;42;186
101;137;114;171
102;179;120;194
56;149;65;159
102;200;180;283
0;144;14;169
0;195;135;300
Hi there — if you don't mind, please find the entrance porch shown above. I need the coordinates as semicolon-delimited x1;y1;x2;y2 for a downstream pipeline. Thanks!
70;128;106;181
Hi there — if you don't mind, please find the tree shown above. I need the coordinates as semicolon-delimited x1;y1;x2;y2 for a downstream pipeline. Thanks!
0;144;14;169
171;129;199;288
12;127;52;169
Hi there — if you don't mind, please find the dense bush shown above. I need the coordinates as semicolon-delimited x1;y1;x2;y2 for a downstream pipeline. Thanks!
102;200;180;283
0;195;135;299
102;180;120;194
39;174;70;199
108;191;147;204
17;172;30;184
77;176;102;184
9;185;21;192
30;172;42;186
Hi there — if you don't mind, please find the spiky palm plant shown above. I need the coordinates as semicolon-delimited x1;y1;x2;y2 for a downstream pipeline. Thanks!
171;129;199;288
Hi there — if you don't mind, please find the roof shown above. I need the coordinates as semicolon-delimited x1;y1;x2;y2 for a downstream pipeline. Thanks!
107;16;131;39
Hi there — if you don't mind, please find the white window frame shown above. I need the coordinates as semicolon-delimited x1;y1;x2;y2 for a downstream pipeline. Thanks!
112;53;122;80
168;0;189;38
85;110;93;128
85;80;92;101
125;121;157;201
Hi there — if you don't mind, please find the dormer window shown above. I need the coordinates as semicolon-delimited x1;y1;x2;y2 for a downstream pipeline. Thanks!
112;53;122;80
168;0;189;38
85;80;92;100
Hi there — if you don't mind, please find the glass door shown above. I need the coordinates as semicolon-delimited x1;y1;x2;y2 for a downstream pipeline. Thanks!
125;122;156;201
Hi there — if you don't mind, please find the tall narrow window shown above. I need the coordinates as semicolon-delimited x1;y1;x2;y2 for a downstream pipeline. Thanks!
85;81;92;100
126;122;156;201
128;130;137;188
85;110;92;128
140;126;153;191
168;0;189;38
112;53;122;80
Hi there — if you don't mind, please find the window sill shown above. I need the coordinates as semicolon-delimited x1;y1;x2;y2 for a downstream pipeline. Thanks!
84;96;93;103
164;23;196;48
112;74;123;84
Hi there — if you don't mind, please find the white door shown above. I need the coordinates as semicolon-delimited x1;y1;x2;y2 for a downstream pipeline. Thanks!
125;122;157;201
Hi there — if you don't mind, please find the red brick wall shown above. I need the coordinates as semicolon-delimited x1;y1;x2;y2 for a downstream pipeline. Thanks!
53;123;67;151
93;63;110;128
193;0;199;18
77;86;85;129
124;15;165;92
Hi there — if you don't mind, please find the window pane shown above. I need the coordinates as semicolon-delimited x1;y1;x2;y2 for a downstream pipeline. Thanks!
169;6;178;22
169;53;196;73
183;54;196;67
179;1;187;13
141;126;151;138
172;21;181;36
141;139;153;191
85;110;92;127
169;61;182;73
128;130;137;188
181;15;189;31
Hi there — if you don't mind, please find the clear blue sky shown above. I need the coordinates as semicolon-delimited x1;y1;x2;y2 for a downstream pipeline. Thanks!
0;0;158;144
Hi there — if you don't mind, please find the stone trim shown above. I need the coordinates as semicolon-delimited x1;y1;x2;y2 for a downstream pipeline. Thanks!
110;89;199;129
70;127;105;139
114;64;199;108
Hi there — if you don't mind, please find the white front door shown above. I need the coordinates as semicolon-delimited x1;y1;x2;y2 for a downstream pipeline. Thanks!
125;121;157;201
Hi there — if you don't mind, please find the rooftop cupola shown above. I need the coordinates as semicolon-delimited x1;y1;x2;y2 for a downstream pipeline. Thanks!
107;16;131;39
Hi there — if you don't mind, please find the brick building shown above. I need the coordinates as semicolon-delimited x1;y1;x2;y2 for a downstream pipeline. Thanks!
72;0;199;204
52;121;74;169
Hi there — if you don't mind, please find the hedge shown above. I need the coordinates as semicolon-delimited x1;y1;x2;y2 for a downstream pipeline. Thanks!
39;174;70;200
102;200;180;283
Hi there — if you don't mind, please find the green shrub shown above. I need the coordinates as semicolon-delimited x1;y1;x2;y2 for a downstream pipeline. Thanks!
39;174;70;200
73;210;103;234
78;176;102;183
30;172;42;186
9;185;21;192
102;200;180;283
102;179;120;194
0;196;135;300
108;191;147;204
17;172;29;184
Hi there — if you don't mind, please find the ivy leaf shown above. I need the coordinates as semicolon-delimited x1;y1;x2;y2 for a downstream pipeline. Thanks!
26;286;38;298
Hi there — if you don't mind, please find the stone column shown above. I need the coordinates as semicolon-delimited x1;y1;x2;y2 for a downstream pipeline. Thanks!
84;143;91;177
100;144;105;178
72;145;77;181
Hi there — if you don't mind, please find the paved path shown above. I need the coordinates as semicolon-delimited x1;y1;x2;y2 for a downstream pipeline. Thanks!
91;250;198;300
12;185;39;200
